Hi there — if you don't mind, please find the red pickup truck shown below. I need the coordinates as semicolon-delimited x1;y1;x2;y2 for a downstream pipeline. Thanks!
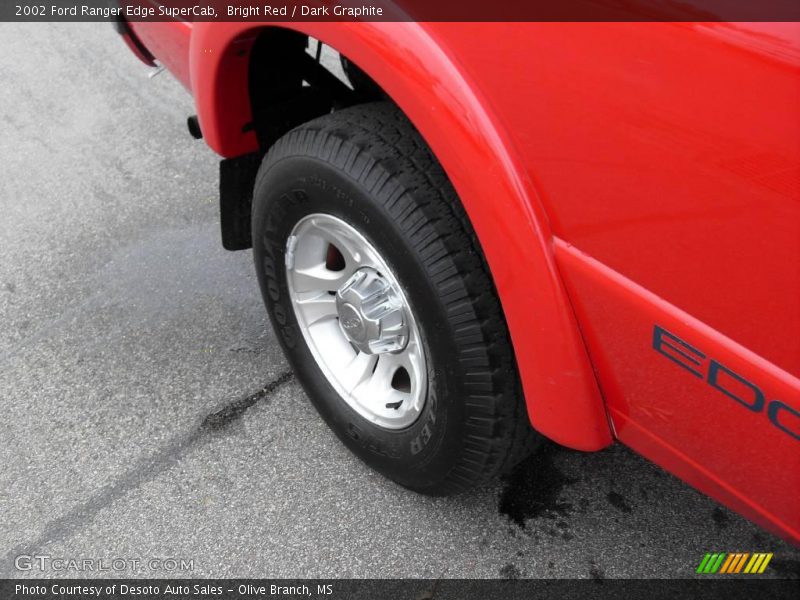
116;10;800;544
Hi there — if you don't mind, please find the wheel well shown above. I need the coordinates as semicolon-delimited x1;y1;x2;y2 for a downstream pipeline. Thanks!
247;28;385;152
219;28;395;251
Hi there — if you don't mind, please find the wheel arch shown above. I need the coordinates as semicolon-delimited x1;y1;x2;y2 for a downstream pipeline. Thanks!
189;21;613;451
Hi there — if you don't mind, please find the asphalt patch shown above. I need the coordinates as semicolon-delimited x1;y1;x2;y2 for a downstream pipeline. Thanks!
498;442;578;529
606;491;633;514
499;563;522;579
588;560;606;580
712;507;730;530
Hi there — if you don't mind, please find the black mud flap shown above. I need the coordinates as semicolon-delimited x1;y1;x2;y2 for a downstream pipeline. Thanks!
219;153;263;251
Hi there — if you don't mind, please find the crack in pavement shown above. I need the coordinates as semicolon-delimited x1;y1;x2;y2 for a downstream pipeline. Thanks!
0;370;294;575
200;371;294;432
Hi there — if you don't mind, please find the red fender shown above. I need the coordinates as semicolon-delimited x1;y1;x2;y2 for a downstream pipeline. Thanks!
185;21;613;451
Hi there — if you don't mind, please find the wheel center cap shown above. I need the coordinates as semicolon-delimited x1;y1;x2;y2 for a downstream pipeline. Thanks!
338;303;367;342
335;267;409;354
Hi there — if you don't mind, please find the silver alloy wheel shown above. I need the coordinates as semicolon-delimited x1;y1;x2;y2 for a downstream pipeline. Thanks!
285;213;427;430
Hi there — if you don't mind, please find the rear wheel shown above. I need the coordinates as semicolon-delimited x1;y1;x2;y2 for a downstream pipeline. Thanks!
252;102;538;494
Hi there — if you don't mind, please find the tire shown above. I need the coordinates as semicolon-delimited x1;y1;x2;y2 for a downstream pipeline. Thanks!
252;102;539;494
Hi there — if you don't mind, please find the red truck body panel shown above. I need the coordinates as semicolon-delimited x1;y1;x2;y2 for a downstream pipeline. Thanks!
126;19;800;543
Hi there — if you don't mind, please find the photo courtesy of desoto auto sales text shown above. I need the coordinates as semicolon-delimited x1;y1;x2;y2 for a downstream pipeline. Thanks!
0;1;798;599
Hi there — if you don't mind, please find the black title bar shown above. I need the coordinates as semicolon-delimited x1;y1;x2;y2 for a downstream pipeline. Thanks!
2;0;800;22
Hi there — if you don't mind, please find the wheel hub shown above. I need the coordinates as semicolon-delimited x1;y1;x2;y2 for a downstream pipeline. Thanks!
285;213;427;430
335;268;409;354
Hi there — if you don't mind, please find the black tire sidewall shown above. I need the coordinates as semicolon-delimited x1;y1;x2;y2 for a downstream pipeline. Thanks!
252;155;469;491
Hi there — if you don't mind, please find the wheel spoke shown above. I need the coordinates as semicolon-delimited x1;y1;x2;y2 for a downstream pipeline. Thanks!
396;340;425;396
354;352;420;414
306;318;353;368
353;353;394;399
341;351;378;393
373;352;402;385
291;265;350;293
306;220;365;270
295;292;337;325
